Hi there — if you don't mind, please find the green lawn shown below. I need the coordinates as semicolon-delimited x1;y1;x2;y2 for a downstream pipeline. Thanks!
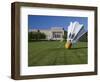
28;41;88;66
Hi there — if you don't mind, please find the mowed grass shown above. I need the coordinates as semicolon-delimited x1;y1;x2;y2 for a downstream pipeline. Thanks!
28;41;88;66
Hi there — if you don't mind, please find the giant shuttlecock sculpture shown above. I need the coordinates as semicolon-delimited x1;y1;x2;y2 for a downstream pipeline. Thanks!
65;21;86;49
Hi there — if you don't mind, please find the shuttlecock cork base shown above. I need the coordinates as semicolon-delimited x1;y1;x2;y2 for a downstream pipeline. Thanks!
65;41;72;49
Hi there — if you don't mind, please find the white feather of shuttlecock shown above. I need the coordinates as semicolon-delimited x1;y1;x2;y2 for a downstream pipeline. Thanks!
67;21;86;43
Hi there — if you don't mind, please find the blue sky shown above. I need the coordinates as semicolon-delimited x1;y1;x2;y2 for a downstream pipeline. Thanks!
28;15;88;30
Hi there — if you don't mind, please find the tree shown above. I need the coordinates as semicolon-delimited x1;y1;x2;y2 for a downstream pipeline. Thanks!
63;30;67;41
28;31;46;41
79;32;88;42
40;33;46;39
28;32;33;41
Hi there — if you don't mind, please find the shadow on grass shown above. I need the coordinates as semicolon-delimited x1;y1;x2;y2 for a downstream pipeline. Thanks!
48;47;87;51
70;47;87;50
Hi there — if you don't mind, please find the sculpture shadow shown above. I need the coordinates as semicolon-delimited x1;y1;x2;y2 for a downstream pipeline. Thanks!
70;47;87;50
